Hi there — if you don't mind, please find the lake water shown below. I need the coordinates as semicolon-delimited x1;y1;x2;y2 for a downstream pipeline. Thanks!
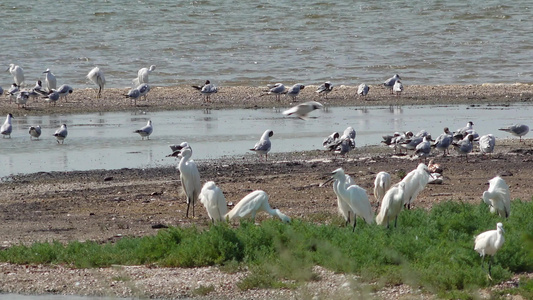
1;104;530;178
1;0;533;89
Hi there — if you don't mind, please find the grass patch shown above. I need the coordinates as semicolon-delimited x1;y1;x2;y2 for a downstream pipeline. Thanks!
0;200;532;297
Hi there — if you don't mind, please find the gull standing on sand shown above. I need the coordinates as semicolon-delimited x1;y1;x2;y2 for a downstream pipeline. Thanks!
282;101;323;120
285;83;305;101
323;132;340;151
316;81;333;99
393;80;403;96
138;83;151;101
134;120;153;140
1;113;14;138
29;125;42;140
44;90;60;105
125;87;141;106
498;124;529;142
54;124;68;144
249;129;273;160
7;64;24;87
453;121;477;141
15;91;29;108
7;83;19;103
452;134;474;160
414;135;432;161
192;80;218;103
432;127;453;156
261;83;286;101
383;74;400;94
479;134;496;156
43;69;57;91
357;83;370;97
87;67;105;98
56;84;73;102
133;65;156;86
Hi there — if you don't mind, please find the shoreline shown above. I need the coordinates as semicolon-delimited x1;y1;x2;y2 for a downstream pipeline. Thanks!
2;83;533;116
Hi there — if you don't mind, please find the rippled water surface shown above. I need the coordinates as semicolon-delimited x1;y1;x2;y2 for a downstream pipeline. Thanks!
1;104;531;178
1;0;532;89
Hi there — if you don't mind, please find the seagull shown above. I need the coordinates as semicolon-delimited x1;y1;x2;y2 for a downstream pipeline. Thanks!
54;124;68;144
323;132;340;151
249;129;273;160
316;81;333;99
134;120;153;140
285;83;305;101
56;84;73;102
383;74;400;94
261;83;286;101
453;121;477;141
7;64;24;87
125;87;141;106
192;80;218;103
414;135;432;161
15;90;29;108
44;90;60;105
282;101;323;120
357;83;370;97
452;134;474;160
133;65;156;86
137;83;151;101
1;113;14;138
87;67;105;98
43;68;57;91
7;83;19;103
393;80;403;96
334;137;355;156
432;127;453;156
479;134;496;156
498;124;529;142
29;125;42;140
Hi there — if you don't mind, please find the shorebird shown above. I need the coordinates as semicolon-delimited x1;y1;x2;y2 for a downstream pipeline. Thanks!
316;81;333;98
133;65;156;86
56;84;73;102
498;124;529;142
1;113;14;138
474;223;505;279
54;124;68;144
261;83;286;101
285;83;305;101
134;120;153;140
357;83;370;97
249;129;273;160
29;125;42;140
7;64;24;87
87;67;105;98
282;101;323;120
192;80;218;103
43;68;57;91
383;74;400;94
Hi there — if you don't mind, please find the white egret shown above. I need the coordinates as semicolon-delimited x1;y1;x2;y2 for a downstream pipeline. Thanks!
432;127;453;156
376;182;406;228
43;68;57;91
393;80;404;96
285;83;305;101
373;171;392;203
133;65;156;86
479;134;496;156
282;101;323;120
1;113;14;138
316;81;333;98
87;67;105;98
474;222;505;278
499;124;529;142
168;144;201;218
199;181;228;223
326;168;374;231
7;64;24;87
357;83;370;97
225;190;290;223
482;176;511;218
260;83;286;101
54;124;68;144
56;84;73;102
401;163;431;209
383;74;400;94
249;129;273;160
134;120;153;140
29;125;42;140
192;80;218;103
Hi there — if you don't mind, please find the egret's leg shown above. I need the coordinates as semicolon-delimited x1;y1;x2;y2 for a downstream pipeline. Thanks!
352;217;357;232
186;198;191;218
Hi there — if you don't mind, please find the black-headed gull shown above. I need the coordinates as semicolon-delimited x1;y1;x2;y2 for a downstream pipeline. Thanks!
54;124;68;144
316;81;333;99
134;120;153;140
383;74;400;94
192;80;218;103
1;113;13;138
250;129;273;160
282;101;323;120
498;124;529;142
29;125;42;140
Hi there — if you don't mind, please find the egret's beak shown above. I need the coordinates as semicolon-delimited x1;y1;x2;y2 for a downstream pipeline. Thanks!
320;177;335;187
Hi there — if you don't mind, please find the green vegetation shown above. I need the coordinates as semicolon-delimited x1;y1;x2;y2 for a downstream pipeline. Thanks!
1;200;532;298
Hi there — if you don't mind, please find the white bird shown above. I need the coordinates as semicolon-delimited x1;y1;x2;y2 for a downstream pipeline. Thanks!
249;129;273;160
133;65;156;86
414;135;432;161
452;134;475;160
87;67;105;98
168;144;201;218
357;83;370;97
454;121;477;141
499;124;529;142
482;176;511;218
334;137;355;156
261;83;286;101
479;134;496;156
137;83;151;101
323;132;340;151
327;172;356;227
474;222;505;278
326;168;374;231
29;125;42;140
401;163;431;209
56;84;73;102
432;127;453;156
29;80;45;100
383;74;400;94
15;90;29;108
374;171;392;203
316;81;333;98
44;90;60;105
43;68;57;91
125;87;141;106
376;182;406;228
225;190;290;223
285;83;305;101
282;101;323;120
54;124;68;144
7;83;19;103
199;181;228;223
192;80;218;103
1;113;14;138
7;64;24;87
134;120;153;140
393;80;404;96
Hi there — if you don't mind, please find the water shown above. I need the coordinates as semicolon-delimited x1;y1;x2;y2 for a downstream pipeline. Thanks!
1;104;530;178
1;0;532;89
